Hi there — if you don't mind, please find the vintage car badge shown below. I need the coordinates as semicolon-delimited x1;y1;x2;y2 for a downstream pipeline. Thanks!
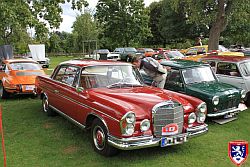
228;140;248;166
162;123;178;136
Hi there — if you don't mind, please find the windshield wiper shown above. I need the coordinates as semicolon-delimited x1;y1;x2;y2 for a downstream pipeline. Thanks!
107;82;142;88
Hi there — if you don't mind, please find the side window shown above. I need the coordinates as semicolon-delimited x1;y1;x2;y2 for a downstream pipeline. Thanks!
165;69;183;88
186;48;198;56
197;47;206;54
240;62;250;76
54;66;80;86
217;62;241;77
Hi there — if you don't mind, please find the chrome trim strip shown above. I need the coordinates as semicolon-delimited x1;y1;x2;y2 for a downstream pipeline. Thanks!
207;107;240;117
186;124;208;137
50;105;86;129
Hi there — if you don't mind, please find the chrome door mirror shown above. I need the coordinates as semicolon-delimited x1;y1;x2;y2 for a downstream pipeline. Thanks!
76;87;84;93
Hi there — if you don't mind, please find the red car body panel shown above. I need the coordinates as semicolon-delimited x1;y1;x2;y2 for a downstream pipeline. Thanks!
36;60;208;151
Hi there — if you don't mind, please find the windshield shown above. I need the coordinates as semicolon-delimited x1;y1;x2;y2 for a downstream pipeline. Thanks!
182;66;216;84
219;45;229;52
168;51;185;58
145;48;154;52
9;62;41;70
240;61;250;76
80;65;143;89
124;48;137;52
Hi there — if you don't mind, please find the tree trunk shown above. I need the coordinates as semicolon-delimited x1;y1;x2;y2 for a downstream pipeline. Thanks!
208;0;229;51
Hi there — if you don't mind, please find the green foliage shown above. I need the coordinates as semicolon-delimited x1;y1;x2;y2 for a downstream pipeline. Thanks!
146;1;164;46
167;0;250;50
95;0;151;47
72;11;99;52
0;0;88;45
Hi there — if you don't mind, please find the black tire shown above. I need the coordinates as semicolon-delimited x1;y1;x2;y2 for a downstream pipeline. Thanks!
91;118;119;156
0;82;9;99
42;95;56;116
245;95;250;107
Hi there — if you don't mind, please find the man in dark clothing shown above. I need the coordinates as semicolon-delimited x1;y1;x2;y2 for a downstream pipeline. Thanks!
132;56;167;89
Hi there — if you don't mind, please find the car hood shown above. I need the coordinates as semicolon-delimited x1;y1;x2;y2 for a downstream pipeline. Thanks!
87;86;191;120
218;51;244;56
186;81;240;98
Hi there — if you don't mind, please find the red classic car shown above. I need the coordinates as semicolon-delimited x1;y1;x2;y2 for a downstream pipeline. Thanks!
35;60;208;156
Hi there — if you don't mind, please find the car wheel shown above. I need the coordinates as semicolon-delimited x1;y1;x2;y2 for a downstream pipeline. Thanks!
245;94;250;107
0;82;9;99
91;118;118;156
42;95;56;116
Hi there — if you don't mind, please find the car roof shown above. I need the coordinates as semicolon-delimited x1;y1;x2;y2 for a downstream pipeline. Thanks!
161;59;208;69
60;59;131;67
3;58;38;64
201;56;250;62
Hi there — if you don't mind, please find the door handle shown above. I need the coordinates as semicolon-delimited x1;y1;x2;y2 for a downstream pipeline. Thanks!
54;90;59;93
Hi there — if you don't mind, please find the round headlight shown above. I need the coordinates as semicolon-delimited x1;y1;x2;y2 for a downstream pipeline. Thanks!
125;124;135;135
212;96;219;105
140;119;150;132
198;102;207;113
241;90;246;99
197;113;206;123
126;113;136;124
188;112;196;124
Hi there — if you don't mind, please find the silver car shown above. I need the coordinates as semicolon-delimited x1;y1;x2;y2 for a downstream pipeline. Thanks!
201;56;250;106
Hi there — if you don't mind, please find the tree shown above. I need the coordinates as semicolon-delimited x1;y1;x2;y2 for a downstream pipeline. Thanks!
72;11;99;53
146;1;164;46
95;0;151;47
0;0;88;44
168;0;250;50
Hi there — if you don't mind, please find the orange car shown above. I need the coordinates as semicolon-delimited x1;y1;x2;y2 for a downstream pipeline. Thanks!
137;48;157;57
0;59;46;98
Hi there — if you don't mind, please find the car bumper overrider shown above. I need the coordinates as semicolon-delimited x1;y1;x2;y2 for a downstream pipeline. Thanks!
108;124;208;150
207;107;240;117
186;124;208;137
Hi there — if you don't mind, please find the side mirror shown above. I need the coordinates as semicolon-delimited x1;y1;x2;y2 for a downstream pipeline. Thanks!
76;87;84;93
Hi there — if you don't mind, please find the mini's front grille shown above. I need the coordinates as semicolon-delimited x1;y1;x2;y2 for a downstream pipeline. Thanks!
152;101;184;137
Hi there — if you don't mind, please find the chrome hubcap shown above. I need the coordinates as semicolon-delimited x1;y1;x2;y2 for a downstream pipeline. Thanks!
93;126;105;150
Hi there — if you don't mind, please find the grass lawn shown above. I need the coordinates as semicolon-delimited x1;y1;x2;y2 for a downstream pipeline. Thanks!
0;56;249;167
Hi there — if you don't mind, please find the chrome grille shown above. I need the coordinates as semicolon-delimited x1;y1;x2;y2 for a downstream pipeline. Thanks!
227;97;238;109
152;101;184;137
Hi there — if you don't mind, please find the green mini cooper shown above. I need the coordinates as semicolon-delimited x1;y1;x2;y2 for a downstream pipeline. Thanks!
141;60;245;120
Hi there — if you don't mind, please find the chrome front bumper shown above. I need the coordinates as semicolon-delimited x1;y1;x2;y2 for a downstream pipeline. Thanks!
108;124;208;150
207;107;240;117
186;124;208;137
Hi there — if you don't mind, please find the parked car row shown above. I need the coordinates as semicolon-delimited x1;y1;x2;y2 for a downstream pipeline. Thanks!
1;46;249;157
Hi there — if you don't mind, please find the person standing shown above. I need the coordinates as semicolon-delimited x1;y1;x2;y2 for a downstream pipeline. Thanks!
195;37;202;46
132;56;167;89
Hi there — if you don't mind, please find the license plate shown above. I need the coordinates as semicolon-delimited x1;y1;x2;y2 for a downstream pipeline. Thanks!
224;112;236;119
25;85;35;91
161;134;188;147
